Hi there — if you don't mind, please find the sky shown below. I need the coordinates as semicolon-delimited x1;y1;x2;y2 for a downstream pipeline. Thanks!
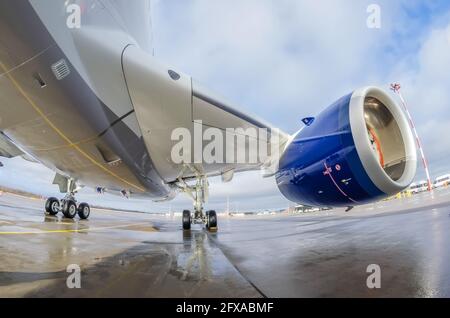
1;0;450;213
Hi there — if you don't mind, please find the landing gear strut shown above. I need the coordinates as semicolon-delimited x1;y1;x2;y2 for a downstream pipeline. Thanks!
44;178;91;220
178;176;218;232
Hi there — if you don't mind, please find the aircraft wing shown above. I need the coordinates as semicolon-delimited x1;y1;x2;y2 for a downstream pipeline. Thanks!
190;81;291;179
122;45;291;184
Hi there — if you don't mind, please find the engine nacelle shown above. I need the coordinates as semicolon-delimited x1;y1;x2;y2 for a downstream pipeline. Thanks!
276;87;417;207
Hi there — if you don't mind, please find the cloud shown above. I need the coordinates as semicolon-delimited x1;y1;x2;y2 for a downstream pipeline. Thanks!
150;0;450;205
391;22;450;178
1;1;450;212
152;0;407;131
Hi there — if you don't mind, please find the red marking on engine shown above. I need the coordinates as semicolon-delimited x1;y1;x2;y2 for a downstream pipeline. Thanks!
324;162;358;204
369;128;385;167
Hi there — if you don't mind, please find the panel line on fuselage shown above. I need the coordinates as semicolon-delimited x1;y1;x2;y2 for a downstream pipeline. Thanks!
0;44;54;77
27;110;136;153
0;60;145;193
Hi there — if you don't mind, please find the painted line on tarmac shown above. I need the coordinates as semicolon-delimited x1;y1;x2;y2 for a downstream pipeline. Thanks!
0;222;152;235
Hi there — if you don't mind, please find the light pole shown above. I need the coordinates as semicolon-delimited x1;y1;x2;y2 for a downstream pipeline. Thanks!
390;83;433;191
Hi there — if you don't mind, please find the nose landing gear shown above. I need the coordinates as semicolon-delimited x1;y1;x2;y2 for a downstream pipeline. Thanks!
182;209;218;232
177;176;218;232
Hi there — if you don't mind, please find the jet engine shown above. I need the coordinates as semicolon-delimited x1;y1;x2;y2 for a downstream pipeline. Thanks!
276;87;417;207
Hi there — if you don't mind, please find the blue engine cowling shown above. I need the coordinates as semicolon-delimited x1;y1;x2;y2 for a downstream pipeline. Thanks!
276;87;417;207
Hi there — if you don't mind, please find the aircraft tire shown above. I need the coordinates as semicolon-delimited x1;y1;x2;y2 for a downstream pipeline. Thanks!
45;197;60;216
62;200;77;219
78;202;90;220
206;210;217;231
183;210;191;230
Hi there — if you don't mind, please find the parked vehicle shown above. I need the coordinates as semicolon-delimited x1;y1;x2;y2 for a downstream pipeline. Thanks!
434;174;450;189
409;181;429;194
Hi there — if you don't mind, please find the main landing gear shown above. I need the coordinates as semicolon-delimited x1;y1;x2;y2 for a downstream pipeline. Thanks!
178;176;218;232
45;195;91;220
44;178;90;220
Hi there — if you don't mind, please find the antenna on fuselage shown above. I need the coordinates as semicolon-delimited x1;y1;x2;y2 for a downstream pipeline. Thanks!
149;0;155;56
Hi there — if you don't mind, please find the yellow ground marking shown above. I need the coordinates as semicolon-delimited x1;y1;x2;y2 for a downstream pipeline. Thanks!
43;221;78;225
0;61;145;192
0;222;152;235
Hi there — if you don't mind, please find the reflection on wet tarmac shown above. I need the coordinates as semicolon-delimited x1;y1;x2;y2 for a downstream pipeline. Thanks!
1;189;450;297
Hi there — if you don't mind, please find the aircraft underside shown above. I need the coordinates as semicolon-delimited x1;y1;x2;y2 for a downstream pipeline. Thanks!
0;1;253;230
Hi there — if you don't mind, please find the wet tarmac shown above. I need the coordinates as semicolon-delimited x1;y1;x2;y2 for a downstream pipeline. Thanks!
1;188;450;298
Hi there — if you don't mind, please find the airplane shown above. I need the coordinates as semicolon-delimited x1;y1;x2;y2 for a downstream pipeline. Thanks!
0;0;417;231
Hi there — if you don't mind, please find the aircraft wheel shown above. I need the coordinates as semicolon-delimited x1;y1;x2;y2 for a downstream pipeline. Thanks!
206;210;218;231
78;202;90;220
45;197;60;216
62;200;77;219
183;210;191;230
